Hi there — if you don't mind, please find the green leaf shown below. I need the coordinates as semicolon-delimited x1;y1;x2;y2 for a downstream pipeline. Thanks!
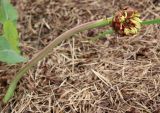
0;0;25;64
3;20;20;54
0;3;6;23
0;0;18;23
0;36;10;50
0;50;27;64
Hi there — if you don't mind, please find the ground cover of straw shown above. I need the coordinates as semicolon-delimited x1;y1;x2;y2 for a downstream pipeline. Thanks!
0;0;160;113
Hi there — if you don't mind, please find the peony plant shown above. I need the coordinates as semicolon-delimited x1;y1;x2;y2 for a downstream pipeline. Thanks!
3;6;160;103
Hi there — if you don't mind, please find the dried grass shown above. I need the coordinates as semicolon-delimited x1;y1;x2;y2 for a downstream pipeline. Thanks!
0;0;160;113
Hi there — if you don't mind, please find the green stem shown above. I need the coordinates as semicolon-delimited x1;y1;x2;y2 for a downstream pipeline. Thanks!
95;29;114;39
141;18;160;25
3;18;112;103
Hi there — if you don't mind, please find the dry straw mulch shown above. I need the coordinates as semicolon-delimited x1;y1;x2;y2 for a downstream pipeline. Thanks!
0;0;160;113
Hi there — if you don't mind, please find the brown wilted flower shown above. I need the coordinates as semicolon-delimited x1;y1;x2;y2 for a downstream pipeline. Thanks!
112;6;142;35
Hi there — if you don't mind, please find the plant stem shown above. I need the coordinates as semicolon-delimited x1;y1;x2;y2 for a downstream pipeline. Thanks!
141;18;160;25
3;18;112;103
95;29;114;39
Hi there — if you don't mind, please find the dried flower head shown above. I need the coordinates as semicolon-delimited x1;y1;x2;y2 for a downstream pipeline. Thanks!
112;6;142;35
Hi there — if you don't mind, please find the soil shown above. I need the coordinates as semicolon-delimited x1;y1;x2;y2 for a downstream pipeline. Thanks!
0;0;160;113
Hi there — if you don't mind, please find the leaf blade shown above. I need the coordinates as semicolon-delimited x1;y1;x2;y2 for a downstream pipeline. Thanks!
0;0;18;23
3;20;20;54
0;50;27;64
0;36;10;50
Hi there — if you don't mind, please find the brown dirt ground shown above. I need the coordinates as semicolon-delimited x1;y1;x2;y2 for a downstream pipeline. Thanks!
0;0;160;113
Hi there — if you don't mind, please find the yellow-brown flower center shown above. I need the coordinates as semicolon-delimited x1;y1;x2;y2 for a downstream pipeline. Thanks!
112;6;142;35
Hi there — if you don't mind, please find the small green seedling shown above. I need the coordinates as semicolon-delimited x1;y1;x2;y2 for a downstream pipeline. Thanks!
0;0;26;64
1;5;160;103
